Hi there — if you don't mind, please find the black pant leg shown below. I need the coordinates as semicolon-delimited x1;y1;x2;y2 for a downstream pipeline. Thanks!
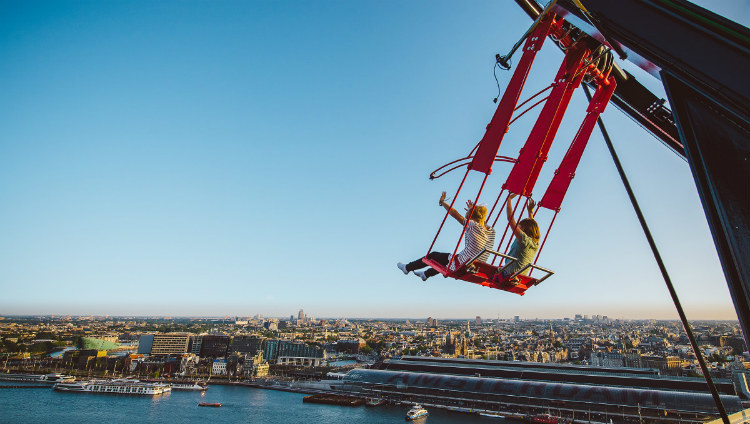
406;252;451;277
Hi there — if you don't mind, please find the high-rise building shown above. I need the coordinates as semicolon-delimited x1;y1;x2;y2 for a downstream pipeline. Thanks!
230;335;265;356
189;335;203;355
150;333;190;355
137;335;154;355
263;339;324;363
200;335;231;358
298;309;305;321
475;316;482;325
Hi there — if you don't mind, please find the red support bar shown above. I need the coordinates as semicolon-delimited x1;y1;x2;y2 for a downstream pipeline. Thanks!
487;188;507;229
468;14;558;175
530;210;558;277
539;76;617;212
503;45;589;197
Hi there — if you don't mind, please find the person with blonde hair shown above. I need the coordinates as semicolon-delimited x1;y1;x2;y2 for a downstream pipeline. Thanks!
493;193;540;283
398;191;496;281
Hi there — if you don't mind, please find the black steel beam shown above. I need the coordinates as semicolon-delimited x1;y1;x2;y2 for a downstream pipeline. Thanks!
554;0;750;349
662;73;750;352
511;0;684;156
561;0;750;120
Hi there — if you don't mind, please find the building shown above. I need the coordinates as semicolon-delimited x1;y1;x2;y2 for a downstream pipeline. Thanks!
211;358;227;375
151;333;190;355
340;356;748;423
277;356;325;367
78;336;119;351
188;335;203;355
642;354;682;374
137;335;154;355
244;353;269;378
443;333;468;358
200;335;231;358
336;339;365;354
62;349;106;369
590;351;624;368
264;339;325;365
230;335;265;355
264;320;278;331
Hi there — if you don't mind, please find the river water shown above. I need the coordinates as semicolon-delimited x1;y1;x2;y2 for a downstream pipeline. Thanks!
0;382;503;424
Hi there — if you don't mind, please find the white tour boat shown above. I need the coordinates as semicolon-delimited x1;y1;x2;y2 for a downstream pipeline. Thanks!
169;381;208;391
0;373;75;383
53;379;171;395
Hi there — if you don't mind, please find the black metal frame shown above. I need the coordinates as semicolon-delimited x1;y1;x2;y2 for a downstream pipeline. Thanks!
516;0;750;353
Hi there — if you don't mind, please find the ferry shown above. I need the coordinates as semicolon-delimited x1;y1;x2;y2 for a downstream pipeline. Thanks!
0;373;75;383
169;381;208;391
405;404;429;420
53;379;171;395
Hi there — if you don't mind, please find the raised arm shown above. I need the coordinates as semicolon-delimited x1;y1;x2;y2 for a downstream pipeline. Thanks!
506;194;523;238
527;197;536;219
439;192;466;226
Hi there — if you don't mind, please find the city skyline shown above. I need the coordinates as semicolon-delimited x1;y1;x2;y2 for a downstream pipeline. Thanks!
0;312;742;323
1;1;748;320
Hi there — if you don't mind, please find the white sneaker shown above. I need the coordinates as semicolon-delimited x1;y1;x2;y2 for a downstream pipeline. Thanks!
414;270;429;281
397;262;409;275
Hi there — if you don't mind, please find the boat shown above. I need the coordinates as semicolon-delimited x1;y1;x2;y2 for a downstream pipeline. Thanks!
527;413;565;424
44;373;76;383
198;402;222;407
405;404;429;420
479;412;505;418
169;381;208;391
303;394;365;406
365;397;385;407
53;379;171;395
0;373;75;383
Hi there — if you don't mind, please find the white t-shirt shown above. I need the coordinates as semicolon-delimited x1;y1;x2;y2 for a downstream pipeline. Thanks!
452;220;496;270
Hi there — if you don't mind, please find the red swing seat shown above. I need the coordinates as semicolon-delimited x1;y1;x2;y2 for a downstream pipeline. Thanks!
422;249;554;296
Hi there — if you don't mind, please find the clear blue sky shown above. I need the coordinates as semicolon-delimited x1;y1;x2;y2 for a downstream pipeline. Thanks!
1;1;747;320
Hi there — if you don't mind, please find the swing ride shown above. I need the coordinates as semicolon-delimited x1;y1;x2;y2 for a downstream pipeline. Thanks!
408;0;750;343
405;1;750;421
421;10;617;295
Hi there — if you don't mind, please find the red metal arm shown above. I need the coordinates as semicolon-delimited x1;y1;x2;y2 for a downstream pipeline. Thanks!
468;14;558;175
503;44;590;197
539;76;617;212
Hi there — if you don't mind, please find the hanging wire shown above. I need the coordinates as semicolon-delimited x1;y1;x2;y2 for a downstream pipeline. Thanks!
493;62;506;103
583;84;730;424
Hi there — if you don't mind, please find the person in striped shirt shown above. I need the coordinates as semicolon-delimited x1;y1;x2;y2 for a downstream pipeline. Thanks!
398;191;496;281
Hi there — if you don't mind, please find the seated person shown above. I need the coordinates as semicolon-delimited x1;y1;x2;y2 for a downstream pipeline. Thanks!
398;192;495;281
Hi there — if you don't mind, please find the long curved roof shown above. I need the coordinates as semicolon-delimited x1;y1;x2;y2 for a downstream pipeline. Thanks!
380;358;737;395
343;369;744;414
